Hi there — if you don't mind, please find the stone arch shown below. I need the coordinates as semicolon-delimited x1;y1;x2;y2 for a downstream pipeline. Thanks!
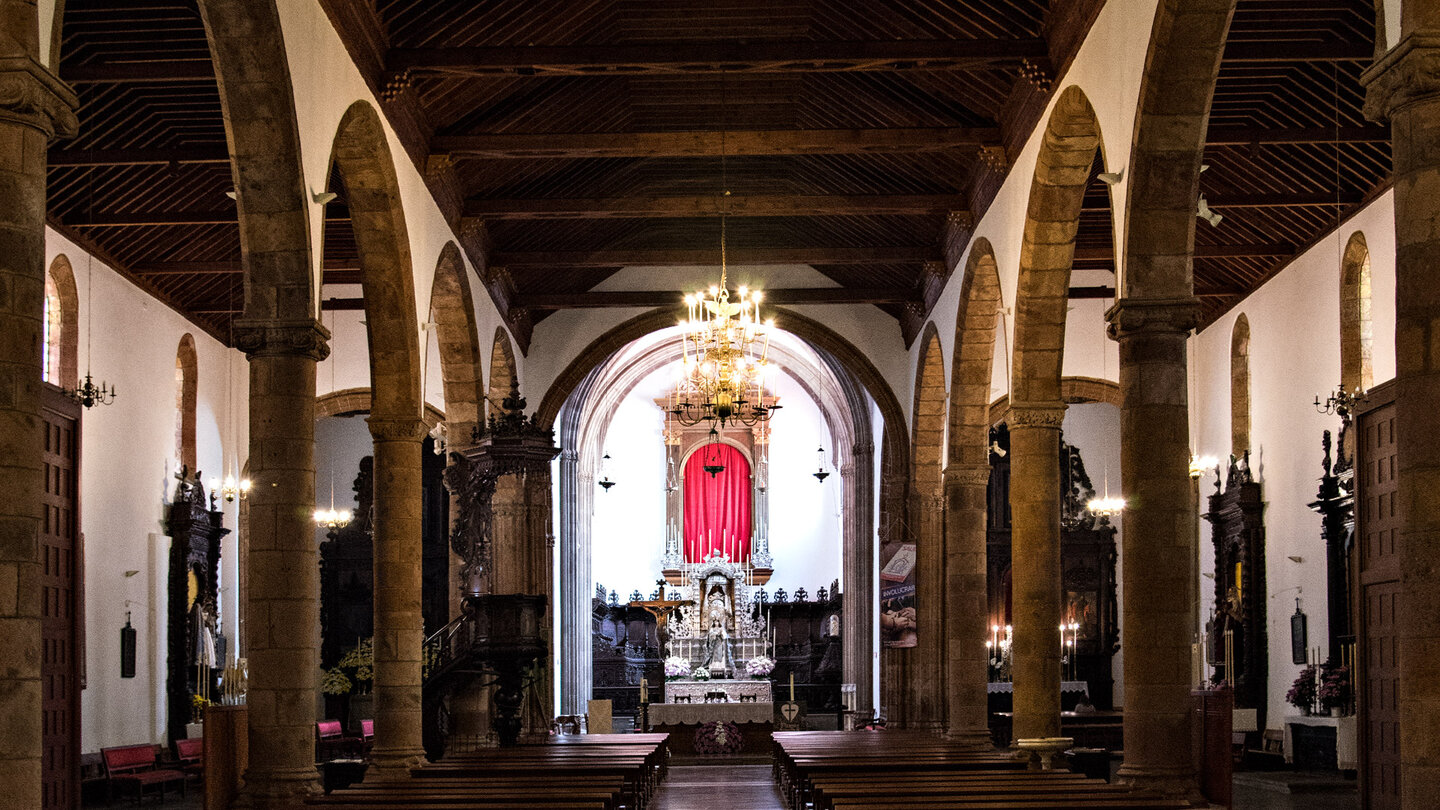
488;327;517;417
941;238;1004;744
987;377;1123;424
1011;85;1103;407
1340;231;1373;394
176;334;198;471
315;387;443;428
46;254;78;386
1231;314;1251;456
329;100;421;422
429;242;484;431
886;322;945;729
196;0;314;322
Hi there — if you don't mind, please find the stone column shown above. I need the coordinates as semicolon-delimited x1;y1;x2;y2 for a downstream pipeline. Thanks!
557;448;593;716
233;319;330;806
1363;21;1440;805
842;442;875;714
0;44;75;801
944;465;994;748
910;489;946;733
366;417;428;777
1107;299;1199;795
1006;403;1065;744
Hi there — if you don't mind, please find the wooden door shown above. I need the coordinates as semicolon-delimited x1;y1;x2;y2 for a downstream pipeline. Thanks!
1355;394;1400;809
40;386;81;809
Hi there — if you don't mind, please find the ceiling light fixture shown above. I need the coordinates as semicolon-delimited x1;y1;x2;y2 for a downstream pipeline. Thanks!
65;199;118;408
598;453;617;491
314;306;351;531
1087;338;1124;517
812;445;830;482
1097;169;1123;185
1197;194;1223;227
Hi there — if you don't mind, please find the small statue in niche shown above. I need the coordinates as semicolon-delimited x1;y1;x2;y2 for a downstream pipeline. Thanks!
699;593;734;676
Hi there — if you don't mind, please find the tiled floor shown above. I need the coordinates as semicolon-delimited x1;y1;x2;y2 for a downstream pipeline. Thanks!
651;764;785;810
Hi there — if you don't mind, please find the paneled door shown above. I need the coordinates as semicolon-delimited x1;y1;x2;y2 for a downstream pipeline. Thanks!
1355;394;1400;809
40;386;82;809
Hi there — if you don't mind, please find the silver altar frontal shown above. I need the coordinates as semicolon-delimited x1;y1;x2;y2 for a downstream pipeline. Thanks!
661;552;773;680
665;679;773;704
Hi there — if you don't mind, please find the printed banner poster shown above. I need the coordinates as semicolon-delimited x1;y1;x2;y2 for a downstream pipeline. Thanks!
879;541;916;648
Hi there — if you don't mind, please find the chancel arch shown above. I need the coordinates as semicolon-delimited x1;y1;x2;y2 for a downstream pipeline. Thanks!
548;307;892;717
1340;231;1374;395
1007;84;1104;746
45;254;77;386
327;98;426;775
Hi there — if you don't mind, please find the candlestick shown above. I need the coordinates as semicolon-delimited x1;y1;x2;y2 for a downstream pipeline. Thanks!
641;677;648;704
789;672;795;702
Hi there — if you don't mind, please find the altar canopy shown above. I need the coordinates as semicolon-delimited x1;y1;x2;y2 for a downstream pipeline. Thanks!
683;444;752;562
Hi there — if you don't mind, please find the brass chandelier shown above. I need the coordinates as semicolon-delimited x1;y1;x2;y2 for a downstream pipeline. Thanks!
669;212;779;428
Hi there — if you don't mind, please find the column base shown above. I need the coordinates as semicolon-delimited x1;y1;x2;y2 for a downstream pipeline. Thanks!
232;766;319;809
944;726;996;751
1114;762;1203;800
365;746;426;780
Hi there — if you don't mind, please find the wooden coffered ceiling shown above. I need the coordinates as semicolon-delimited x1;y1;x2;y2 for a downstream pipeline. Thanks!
46;0;1389;350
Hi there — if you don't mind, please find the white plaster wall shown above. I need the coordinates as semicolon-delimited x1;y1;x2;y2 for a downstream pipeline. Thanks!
590;367;842;601
1191;191;1397;729
277;2;509;405
46;232;250;752
314;415;375;550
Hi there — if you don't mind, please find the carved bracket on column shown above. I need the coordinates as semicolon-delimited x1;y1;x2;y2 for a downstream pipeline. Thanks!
1007;402;1067;430
0;55;78;139
444;379;558;596
232;317;331;360
1104;297;1201;340
1363;31;1440;121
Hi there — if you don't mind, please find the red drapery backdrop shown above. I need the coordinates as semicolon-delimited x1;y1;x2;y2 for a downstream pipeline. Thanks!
682;443;752;563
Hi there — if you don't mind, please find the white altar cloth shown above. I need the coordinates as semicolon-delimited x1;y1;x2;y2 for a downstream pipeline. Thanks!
649;701;773;726
664;678;773;704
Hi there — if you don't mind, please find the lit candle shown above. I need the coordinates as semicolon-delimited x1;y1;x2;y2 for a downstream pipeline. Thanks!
789;672;795;702
641;677;648;704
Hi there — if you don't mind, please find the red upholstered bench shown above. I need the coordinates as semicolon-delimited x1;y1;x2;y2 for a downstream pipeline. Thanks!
101;744;187;805
359;719;375;755
174;737;204;782
317;720;360;761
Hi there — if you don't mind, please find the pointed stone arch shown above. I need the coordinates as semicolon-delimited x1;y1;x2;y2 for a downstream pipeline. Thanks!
943;240;1004;745
176;334;198;471
1008;84;1104;747
45;254;78;386
1340;231;1373;395
328;98;426;775
488;327;518;417
429;242;484;433
1230;314;1251;457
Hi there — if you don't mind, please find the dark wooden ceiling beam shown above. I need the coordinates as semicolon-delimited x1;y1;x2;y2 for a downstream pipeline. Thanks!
464;194;969;219
48;146;231;166
1073;243;1295;261
432;127;999;159
1221;40;1372;63
63;61;216;83
514;287;921;310
490;246;938;267
1205;126;1389;146
386;39;1048;77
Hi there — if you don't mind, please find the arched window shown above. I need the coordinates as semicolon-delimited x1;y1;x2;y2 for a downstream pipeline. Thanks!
1230;315;1251;457
176;334;197;471
45;255;78;386
1340;231;1373;394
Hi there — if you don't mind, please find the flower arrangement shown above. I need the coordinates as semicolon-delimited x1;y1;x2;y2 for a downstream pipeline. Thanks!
1318;659;1351;713
190;694;211;723
745;655;775;679
321;638;374;696
691;666;712;681
1286;664;1317;713
664;656;691;680
693;721;745;755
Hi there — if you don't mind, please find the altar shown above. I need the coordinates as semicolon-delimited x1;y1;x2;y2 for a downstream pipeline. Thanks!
664;678;772;704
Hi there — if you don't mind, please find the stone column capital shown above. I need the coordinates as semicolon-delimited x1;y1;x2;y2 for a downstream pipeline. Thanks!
233;318;331;361
0;56;78;139
367;416;429;443
1007;402;1067;430
1104;297;1200;340
1363;31;1440;121
945;464;991;488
